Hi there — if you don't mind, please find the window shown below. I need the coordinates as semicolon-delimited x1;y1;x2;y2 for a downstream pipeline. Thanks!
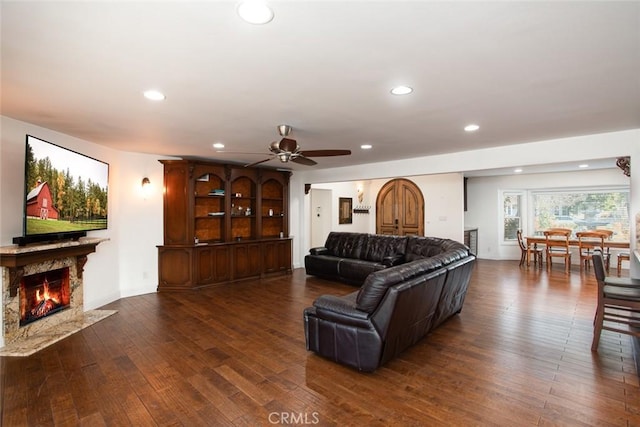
502;192;522;241
531;188;629;240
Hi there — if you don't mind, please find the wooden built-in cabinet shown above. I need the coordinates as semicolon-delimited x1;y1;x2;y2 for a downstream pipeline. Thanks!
157;160;291;291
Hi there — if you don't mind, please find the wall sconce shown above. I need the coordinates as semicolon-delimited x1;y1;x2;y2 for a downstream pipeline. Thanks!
356;185;364;203
141;177;151;198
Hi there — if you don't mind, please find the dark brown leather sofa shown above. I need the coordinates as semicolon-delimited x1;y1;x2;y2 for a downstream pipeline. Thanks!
303;232;476;372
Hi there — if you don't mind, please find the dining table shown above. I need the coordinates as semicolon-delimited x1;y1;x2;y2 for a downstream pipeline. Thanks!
525;235;630;267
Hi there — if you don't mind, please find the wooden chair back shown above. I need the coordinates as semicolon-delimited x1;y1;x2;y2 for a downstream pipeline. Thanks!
546;227;573;234
543;229;571;271
516;229;527;251
595;229;614;240
576;231;605;269
543;229;570;252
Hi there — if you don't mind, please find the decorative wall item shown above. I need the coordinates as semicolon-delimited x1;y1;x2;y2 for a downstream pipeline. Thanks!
353;206;370;214
616;156;630;176
339;197;353;224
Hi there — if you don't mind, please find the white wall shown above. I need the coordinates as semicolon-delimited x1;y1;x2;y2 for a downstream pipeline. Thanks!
464;168;630;261
309;188;335;247
311;181;371;234
0;116;165;347
113;151;165;298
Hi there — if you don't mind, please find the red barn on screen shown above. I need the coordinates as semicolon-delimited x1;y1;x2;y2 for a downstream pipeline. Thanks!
26;181;59;220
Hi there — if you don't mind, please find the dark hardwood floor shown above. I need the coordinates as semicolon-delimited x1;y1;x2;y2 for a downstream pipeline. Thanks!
2;260;639;426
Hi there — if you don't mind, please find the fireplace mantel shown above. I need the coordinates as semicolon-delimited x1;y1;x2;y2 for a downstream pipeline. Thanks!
0;237;108;297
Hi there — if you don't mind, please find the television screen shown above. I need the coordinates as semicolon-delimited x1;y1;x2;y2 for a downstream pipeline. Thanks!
21;135;109;240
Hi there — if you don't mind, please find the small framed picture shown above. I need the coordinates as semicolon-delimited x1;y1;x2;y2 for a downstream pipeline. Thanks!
338;197;353;224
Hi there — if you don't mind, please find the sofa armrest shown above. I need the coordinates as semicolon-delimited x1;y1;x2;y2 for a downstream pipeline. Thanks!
309;247;329;256
313;294;371;328
314;294;367;318
382;253;405;267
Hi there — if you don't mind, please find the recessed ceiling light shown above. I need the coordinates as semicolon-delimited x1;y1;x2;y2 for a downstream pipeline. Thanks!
237;1;274;24
213;142;225;149
514;168;523;173
464;124;480;132
390;86;413;95
579;164;589;168
361;144;372;150
143;90;165;101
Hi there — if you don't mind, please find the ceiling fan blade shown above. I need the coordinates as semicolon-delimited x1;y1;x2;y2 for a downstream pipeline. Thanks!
244;157;274;168
291;156;317;166
299;149;351;157
218;151;271;155
279;137;298;153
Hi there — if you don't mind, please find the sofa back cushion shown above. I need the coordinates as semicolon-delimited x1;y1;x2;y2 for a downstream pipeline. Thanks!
355;258;444;313
324;232;366;259
405;236;469;262
361;234;408;263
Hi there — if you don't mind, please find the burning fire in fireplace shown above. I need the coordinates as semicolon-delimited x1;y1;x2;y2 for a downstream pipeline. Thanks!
20;267;71;326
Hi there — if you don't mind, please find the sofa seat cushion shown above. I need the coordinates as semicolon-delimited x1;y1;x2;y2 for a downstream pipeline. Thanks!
338;258;387;283
355;257;445;313
304;254;341;278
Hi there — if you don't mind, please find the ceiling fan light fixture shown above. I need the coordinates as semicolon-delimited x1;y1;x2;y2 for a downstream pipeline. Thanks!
278;152;291;163
237;1;274;25
277;124;292;137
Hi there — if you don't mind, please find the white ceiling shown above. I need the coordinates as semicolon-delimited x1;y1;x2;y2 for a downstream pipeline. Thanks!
1;1;639;171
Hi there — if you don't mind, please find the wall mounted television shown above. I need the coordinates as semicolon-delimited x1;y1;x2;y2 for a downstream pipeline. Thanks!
13;135;109;246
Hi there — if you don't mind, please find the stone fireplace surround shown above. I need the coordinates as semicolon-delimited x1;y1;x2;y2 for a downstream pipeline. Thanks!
0;237;116;356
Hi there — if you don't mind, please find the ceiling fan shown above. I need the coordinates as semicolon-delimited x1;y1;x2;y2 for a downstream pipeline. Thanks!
244;125;351;167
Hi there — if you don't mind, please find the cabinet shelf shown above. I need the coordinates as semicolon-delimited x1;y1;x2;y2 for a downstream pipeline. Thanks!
195;194;225;199
194;214;225;219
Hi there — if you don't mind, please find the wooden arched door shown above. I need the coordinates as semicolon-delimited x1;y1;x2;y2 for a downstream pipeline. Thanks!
376;178;424;236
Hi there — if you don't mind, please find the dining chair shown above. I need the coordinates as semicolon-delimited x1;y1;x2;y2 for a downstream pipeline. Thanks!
517;229;542;267
617;252;630;276
590;250;640;351
544;229;571;272
595;229;614;272
576;231;605;270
